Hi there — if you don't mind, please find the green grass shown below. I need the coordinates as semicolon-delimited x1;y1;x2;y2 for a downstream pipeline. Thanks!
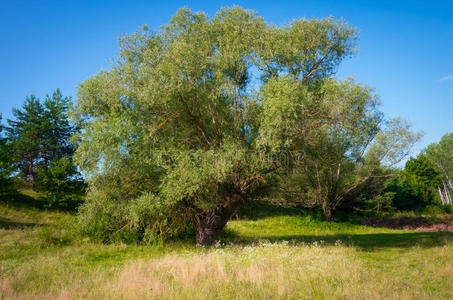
224;214;451;250
0;194;452;299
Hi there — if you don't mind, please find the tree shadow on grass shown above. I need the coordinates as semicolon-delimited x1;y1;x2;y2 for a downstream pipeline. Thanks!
1;191;47;210
228;202;453;250
234;200;318;220
1;190;79;212
222;230;453;251
0;216;41;229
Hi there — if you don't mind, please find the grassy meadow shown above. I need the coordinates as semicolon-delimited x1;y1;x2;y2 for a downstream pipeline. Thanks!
0;193;452;299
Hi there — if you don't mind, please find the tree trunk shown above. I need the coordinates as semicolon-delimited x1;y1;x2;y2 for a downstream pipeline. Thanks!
195;223;223;246
322;201;333;222
195;193;241;246
43;149;49;171
28;151;35;190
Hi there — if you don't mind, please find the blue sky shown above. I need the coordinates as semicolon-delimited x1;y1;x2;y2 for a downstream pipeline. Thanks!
1;0;452;157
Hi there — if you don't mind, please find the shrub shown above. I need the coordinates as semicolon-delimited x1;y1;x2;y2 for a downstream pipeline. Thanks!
36;157;85;208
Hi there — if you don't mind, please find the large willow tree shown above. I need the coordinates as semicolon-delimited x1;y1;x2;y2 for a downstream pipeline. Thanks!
73;7;370;245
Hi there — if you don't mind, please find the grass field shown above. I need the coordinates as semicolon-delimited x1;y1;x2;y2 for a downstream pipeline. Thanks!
0;195;452;299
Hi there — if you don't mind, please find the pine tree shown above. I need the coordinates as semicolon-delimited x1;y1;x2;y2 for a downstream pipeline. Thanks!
7;96;46;189
7;90;80;196
37;90;84;207
42;89;75;164
0;114;14;194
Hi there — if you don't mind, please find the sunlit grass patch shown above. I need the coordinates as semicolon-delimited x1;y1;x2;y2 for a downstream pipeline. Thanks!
0;202;452;299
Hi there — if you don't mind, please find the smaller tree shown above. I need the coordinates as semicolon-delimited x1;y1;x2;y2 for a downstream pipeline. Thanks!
42;89;75;165
385;176;423;211
403;154;443;208
7;96;46;189
347;166;396;216
36;157;85;208
425;133;453;205
281;79;421;220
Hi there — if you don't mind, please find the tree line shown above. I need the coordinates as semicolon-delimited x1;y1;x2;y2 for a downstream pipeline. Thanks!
1;7;451;245
0;90;85;208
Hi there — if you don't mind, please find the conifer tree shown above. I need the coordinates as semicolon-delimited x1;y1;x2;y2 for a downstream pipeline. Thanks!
42;89;75;165
7;90;81;202
7;96;46;189
0;114;14;194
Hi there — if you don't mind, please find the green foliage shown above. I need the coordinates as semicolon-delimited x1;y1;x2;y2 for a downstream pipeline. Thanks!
366;118;422;167
445;204;453;214
7;95;46;187
35;157;85;208
355;135;453;214
404;154;442;207
405;154;442;189
73;7;362;243
351;180;396;216
280;92;420;220
6;90;84;207
42;90;76;160
72;7;420;243
385;176;423;211
0;114;15;195
256;16;357;82
425;133;453;180
425;132;453;205
421;204;445;215
382;155;444;212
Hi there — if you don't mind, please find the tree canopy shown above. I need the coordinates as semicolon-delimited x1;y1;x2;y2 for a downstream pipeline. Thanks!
425;133;453;205
73;7;418;245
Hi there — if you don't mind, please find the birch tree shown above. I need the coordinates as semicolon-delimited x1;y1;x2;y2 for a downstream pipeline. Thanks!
426;133;453;205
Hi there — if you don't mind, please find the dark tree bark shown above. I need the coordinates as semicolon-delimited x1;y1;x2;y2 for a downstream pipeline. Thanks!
195;193;241;246
195;223;223;246
322;201;334;222
28;151;35;190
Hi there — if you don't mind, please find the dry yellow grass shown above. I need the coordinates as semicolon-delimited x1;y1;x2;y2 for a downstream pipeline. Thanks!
2;241;451;299
102;242;452;300
103;242;362;299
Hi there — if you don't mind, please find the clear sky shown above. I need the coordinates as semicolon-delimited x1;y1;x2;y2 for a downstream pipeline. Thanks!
1;0;452;156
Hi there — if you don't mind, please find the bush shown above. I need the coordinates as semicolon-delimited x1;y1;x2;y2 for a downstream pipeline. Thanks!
422;205;445;215
36;157;85;209
385;177;424;211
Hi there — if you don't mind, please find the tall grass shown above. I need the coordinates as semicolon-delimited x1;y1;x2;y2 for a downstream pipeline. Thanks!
0;201;452;299
2;241;452;299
